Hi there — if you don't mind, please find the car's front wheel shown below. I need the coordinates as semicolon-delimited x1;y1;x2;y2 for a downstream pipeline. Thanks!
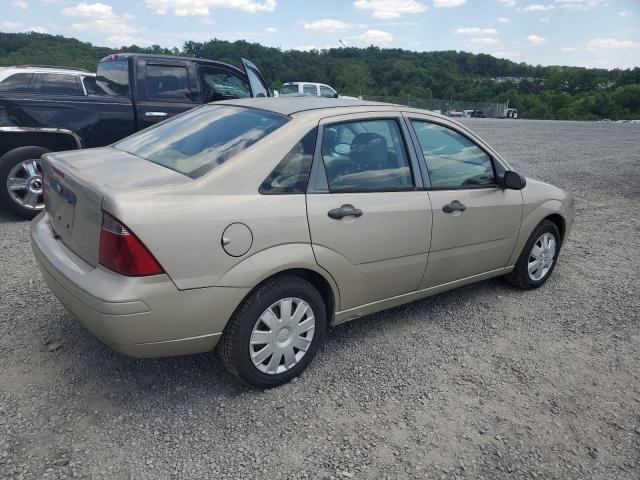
219;275;326;388
0;146;50;219
506;219;561;289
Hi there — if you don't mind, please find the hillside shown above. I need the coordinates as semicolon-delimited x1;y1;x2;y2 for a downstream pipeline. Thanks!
1;32;638;120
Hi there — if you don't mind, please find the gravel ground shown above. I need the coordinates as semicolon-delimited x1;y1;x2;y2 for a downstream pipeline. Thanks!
1;119;639;479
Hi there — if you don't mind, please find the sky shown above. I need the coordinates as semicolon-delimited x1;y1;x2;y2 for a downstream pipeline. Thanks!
1;0;639;69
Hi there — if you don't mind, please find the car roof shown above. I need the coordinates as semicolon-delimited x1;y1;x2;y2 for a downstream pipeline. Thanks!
218;97;402;116
0;66;94;76
100;53;243;71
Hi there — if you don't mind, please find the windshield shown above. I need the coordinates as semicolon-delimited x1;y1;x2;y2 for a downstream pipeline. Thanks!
280;84;299;94
114;105;288;178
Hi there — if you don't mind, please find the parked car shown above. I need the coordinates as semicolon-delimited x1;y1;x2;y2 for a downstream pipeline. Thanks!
471;109;486;118
504;108;518;119
0;65;96;96
280;82;339;98
0;53;271;218
31;97;575;388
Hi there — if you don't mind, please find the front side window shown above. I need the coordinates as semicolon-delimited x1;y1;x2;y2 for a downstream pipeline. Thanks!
260;128;317;194
198;66;251;101
245;65;269;98
411;121;495;188
321;119;413;192
34;73;80;95
115;105;288;178
146;63;189;101
96;59;130;97
320;85;336;98
0;73;33;92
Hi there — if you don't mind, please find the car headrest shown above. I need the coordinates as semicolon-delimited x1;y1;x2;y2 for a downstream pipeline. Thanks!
350;133;387;171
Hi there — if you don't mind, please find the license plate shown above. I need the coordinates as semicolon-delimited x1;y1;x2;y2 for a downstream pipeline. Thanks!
49;180;77;237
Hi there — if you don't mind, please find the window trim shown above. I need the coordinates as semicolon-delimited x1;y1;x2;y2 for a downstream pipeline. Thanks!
406;116;501;191
308;116;421;194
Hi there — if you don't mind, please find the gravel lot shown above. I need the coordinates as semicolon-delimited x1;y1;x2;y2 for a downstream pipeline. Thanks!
1;119;639;479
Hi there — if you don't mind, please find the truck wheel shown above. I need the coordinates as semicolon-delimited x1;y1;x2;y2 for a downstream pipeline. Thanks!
0;146;50;219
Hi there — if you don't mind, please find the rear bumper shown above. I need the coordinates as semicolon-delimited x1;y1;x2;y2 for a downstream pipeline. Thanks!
30;212;250;358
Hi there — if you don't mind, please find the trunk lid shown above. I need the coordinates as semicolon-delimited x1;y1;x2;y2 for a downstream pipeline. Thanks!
41;147;191;267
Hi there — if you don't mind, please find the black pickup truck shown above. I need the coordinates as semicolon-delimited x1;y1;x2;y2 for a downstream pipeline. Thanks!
0;53;271;218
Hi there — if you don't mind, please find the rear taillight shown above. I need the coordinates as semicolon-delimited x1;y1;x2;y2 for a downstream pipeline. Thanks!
99;212;163;276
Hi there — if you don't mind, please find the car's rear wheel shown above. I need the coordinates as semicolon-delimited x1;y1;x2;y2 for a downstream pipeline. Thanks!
219;275;326;388
0;146;50;219
506;219;561;289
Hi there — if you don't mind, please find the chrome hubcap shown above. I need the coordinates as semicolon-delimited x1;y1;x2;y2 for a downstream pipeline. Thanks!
249;297;315;375
7;159;43;210
528;232;556;281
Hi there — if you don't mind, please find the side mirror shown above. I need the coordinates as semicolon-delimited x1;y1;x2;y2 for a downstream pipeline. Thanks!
502;171;526;190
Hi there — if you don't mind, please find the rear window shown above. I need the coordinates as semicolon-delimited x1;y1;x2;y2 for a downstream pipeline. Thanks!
96;59;129;97
114;105;288;178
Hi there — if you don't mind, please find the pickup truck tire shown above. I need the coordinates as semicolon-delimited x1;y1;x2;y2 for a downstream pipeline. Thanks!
0;146;50;219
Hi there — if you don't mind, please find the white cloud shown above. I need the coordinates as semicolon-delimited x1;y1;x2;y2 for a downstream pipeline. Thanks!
27;26;48;33
357;29;393;44
493;50;520;58
291;45;324;52
12;0;28;9
554;0;604;10
145;0;277;16
497;17;510;23
526;34;547;45
471;37;499;45
62;2;114;16
0;20;24;30
561;46;576;51
524;4;555;12
433;0;466;6
264;26;278;33
303;19;354;30
454;27;498;34
353;0;427;19
587;38;640;50
618;10;631;17
498;0;516;6
106;34;155;47
62;2;141;36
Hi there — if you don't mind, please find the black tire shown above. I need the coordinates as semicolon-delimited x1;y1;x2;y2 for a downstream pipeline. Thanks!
0;146;51;219
219;275;326;388
505;219;561;290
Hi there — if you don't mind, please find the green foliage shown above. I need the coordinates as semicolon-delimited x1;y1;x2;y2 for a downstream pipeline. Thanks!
1;32;638;120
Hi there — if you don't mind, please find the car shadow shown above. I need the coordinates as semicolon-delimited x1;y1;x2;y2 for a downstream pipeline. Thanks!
55;276;513;404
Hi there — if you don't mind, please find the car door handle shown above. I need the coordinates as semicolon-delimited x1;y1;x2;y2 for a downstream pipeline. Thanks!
145;111;168;117
328;205;363;219
442;200;466;213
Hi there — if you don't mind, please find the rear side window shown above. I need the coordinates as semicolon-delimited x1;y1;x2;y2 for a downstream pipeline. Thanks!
33;73;81;95
281;84;298;94
146;63;190;101
260;128;317;194
115;105;288;179
0;73;33;92
303;84;317;95
96;60;130;97
322;119;413;192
